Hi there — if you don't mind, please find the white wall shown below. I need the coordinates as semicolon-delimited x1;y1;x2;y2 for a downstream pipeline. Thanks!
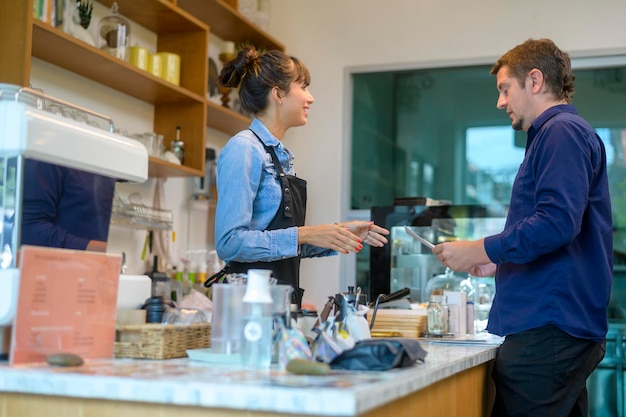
267;0;626;306
30;0;626;309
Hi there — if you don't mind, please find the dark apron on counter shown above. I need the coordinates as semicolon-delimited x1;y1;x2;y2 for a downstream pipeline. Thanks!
226;130;308;307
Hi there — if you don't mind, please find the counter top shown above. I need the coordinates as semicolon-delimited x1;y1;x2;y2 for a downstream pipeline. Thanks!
0;338;501;416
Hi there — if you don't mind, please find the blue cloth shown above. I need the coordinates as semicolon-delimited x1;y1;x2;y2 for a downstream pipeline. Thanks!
21;159;116;250
215;118;334;263
484;104;613;342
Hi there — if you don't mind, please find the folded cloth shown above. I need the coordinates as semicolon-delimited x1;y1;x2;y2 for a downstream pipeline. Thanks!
329;338;427;371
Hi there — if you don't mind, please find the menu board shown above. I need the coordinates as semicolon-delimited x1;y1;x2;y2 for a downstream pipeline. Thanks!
10;245;121;365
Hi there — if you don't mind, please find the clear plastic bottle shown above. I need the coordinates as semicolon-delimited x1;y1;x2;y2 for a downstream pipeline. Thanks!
241;302;273;368
241;269;273;369
427;294;449;335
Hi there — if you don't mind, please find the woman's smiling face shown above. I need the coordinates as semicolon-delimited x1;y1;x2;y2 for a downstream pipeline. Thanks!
281;80;315;128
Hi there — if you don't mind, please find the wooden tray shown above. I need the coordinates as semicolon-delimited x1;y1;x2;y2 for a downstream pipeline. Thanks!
369;309;427;338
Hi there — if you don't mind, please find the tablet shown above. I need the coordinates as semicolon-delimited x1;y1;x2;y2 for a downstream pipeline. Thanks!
404;226;435;249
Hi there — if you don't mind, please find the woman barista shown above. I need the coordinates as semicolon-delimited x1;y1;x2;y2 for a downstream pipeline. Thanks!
213;47;389;305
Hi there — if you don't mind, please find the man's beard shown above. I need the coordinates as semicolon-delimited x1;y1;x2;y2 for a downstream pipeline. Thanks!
512;117;523;131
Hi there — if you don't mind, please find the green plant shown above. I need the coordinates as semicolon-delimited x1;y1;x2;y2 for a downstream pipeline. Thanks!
76;0;93;29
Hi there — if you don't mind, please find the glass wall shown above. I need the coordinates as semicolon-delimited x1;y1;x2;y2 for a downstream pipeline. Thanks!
351;63;626;297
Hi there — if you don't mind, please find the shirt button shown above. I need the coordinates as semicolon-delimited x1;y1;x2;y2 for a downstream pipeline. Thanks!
284;187;290;193
285;206;291;212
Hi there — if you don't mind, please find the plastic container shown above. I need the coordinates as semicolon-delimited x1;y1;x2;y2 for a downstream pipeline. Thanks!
210;283;246;354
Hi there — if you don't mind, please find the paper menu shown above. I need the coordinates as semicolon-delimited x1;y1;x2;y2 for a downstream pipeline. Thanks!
10;245;121;365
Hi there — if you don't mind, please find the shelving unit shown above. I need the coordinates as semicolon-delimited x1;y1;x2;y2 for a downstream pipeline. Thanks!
177;0;284;52
177;0;285;135
0;0;285;177
1;0;208;178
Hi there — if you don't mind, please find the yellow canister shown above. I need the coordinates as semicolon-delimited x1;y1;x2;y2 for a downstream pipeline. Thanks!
156;52;181;86
127;46;148;71
148;53;162;78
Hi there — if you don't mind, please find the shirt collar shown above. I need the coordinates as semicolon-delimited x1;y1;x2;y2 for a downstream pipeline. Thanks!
250;118;281;148
527;104;578;147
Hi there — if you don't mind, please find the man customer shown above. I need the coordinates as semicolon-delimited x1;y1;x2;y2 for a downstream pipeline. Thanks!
431;38;612;417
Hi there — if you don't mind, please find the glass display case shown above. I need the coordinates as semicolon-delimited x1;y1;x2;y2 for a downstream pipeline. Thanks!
370;203;507;304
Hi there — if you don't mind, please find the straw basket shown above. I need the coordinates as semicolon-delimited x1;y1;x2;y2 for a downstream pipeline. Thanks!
114;323;211;359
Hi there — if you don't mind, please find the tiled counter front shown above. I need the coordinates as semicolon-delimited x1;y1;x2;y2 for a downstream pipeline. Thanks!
0;341;499;417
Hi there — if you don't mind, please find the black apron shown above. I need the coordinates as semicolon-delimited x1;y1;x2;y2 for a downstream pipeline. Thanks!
227;129;308;306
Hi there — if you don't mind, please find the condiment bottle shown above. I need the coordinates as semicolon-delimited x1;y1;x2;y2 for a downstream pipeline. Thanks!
170;126;185;164
427;294;449;335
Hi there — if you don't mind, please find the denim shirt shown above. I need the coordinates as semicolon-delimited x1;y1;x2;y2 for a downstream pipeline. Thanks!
484;104;613;342
215;118;334;263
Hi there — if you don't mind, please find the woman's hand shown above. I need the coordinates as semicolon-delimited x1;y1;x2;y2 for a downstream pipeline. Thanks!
298;224;364;254
337;220;389;248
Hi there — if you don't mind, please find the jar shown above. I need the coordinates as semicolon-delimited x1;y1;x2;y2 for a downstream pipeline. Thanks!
97;2;130;60
424;267;462;300
170;140;185;164
427;294;449;335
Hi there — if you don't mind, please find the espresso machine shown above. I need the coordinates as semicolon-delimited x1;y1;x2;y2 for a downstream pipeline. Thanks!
0;85;148;357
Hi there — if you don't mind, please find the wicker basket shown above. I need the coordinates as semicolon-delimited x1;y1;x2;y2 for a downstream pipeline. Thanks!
114;323;211;359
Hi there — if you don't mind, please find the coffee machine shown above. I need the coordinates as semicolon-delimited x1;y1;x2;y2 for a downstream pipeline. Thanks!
0;85;148;358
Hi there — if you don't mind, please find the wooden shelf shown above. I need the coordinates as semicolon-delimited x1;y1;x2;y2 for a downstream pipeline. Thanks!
177;0;285;51
148;156;203;178
3;0;284;177
32;21;205;105
206;100;251;134
98;0;207;33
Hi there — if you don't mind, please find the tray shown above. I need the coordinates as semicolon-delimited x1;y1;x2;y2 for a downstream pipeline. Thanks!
369;309;427;339
114;323;211;359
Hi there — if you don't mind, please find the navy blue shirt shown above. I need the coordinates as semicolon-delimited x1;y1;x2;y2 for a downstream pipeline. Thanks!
21;160;116;250
484;104;613;342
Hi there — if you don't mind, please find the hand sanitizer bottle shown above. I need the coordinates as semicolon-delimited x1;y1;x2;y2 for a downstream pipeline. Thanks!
241;269;274;369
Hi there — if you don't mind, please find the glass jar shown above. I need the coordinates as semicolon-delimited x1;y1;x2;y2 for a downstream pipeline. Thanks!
427;294;449;335
170;140;185;164
97;2;130;60
424;267;462;300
